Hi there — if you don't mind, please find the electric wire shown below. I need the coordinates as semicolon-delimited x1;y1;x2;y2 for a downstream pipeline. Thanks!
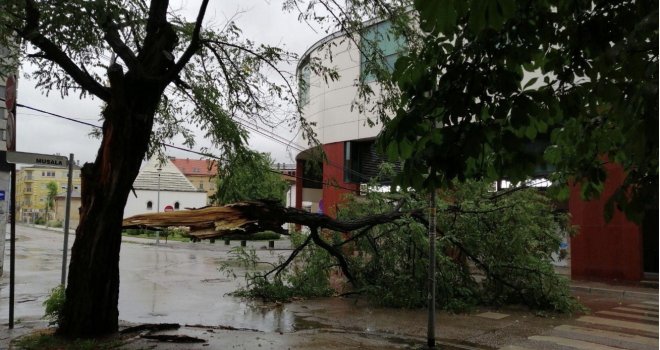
0;98;362;192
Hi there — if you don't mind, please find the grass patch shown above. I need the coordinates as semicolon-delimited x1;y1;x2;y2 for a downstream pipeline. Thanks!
13;329;124;350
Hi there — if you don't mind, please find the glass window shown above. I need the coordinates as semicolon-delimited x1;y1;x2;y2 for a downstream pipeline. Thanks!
298;61;311;106
360;20;406;82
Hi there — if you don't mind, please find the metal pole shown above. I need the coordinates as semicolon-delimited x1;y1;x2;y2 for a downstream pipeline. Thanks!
60;154;73;286
9;164;15;329
156;168;160;245
427;189;436;348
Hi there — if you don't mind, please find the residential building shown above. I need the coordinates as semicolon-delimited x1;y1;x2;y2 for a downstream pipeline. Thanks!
170;158;218;204
16;164;82;223
294;19;657;282
123;158;207;218
54;190;81;229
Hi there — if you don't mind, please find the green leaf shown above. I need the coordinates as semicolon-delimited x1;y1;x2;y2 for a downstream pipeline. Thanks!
468;0;488;33
386;141;399;160
399;138;414;158
436;0;458;33
525;125;537;140
523;77;538;89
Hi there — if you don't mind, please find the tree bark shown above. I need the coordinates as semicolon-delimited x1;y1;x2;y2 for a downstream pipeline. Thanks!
57;74;166;338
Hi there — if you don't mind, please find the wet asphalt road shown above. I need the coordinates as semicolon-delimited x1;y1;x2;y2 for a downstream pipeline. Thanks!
0;225;657;349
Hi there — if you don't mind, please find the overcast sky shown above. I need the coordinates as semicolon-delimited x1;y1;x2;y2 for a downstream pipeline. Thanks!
14;0;327;166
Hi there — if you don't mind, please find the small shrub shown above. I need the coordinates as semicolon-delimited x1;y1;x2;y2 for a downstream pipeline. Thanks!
43;285;65;326
47;220;63;228
220;240;333;302
34;217;46;225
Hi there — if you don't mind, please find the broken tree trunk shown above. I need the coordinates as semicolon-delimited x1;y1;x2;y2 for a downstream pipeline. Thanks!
123;200;422;286
122;200;420;240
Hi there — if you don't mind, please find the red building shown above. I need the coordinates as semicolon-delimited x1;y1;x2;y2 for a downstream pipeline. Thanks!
569;163;658;282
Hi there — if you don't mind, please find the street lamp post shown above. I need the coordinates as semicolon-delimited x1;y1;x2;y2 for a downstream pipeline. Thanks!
156;166;161;245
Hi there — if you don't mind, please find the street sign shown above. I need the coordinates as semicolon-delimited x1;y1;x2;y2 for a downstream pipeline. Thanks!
0;190;5;201
5;151;68;167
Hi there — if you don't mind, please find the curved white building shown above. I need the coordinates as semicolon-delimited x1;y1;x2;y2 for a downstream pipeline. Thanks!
294;19;402;216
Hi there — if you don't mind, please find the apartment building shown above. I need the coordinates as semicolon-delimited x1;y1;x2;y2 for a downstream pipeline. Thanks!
16;165;81;223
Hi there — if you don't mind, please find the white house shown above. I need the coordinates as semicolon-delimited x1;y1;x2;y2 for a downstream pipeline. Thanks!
123;158;208;218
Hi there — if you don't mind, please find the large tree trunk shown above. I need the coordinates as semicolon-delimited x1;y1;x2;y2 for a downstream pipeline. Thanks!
55;1;181;335
57;80;164;337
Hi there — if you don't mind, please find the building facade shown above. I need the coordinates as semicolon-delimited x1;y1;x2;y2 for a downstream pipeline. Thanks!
16;165;82;223
54;190;81;229
294;20;657;282
124;158;208;218
294;18;399;216
170;158;218;204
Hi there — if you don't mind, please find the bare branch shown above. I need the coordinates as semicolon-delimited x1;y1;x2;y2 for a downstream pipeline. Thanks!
97;13;141;73
203;39;301;109
20;0;110;101
166;0;210;82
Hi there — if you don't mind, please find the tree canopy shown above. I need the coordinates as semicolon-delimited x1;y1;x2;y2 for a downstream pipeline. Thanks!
214;151;290;205
0;0;314;337
381;0;657;221
292;0;658;221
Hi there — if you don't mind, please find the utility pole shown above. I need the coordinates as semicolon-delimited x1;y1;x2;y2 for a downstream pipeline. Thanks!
156;166;161;245
427;189;437;348
60;153;74;286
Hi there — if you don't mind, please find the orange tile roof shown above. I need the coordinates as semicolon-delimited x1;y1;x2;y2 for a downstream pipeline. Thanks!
170;158;218;176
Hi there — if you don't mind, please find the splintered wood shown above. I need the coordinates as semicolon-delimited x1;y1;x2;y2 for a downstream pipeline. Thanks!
122;201;287;239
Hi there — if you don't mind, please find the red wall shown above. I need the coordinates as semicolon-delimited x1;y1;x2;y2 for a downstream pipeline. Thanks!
569;163;643;281
322;142;359;218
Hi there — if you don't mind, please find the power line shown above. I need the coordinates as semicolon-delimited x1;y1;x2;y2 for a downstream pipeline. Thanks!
1;98;362;193
1;96;371;180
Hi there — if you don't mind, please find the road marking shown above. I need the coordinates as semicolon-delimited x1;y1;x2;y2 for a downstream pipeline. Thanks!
614;307;659;316
578;316;659;334
555;324;659;347
597;310;659;322
628;304;658;311
529;335;624;350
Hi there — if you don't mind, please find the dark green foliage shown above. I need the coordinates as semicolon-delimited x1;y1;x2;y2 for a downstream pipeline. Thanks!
378;0;657;222
214;151;290;205
229;180;581;313
221;232;334;302
43;285;65;326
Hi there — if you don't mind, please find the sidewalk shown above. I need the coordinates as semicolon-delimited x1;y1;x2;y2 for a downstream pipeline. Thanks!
554;266;658;301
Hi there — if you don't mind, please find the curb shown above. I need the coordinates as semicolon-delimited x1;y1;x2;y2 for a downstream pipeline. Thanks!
570;285;658;301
